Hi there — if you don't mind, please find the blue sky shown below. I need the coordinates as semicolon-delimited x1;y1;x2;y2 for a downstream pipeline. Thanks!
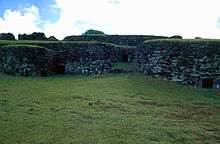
0;0;220;39
0;0;59;23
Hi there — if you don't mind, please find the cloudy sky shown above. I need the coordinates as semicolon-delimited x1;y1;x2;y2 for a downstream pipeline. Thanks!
0;0;220;39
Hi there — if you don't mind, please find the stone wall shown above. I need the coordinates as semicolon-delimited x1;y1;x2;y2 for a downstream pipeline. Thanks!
0;45;53;76
65;60;111;75
1;39;220;89
0;41;130;75
0;41;125;61
57;42;122;75
136;39;220;87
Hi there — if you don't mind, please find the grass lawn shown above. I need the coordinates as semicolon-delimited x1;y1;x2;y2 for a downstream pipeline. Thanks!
112;62;136;72
0;73;219;144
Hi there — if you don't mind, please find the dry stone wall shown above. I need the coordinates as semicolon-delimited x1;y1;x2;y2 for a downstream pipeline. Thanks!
0;45;53;76
0;42;128;75
136;40;220;87
2;38;219;89
58;42;121;75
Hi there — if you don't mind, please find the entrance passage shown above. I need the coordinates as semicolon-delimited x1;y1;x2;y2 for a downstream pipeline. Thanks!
202;78;213;89
51;57;65;74
54;64;65;74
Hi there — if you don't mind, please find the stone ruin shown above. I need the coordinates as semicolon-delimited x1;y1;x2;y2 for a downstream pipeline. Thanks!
0;37;220;89
0;45;53;76
55;42;122;75
0;41;135;76
136;39;220;89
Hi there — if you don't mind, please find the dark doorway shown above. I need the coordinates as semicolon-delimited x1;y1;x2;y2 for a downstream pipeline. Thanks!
54;64;65;74
122;54;129;62
40;69;48;76
51;57;65;75
202;78;213;89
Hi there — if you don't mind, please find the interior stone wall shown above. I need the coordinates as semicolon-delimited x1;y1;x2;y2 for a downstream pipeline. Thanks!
58;42;122;75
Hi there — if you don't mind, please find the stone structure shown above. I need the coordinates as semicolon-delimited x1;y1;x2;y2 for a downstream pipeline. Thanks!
0;41;132;75
136;39;220;88
0;45;53;76
56;42;122;75
1;38;220;89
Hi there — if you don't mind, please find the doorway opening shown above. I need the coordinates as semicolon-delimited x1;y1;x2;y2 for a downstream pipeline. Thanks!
122;53;129;62
201;78;213;89
52;57;65;75
54;64;65;74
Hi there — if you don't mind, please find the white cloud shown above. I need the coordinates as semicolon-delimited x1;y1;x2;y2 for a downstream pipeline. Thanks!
47;0;220;39
1;1;220;39
0;5;42;38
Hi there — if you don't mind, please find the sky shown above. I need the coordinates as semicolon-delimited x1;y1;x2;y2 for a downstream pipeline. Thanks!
0;0;220;40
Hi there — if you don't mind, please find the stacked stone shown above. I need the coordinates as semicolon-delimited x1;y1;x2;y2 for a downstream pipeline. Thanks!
65;60;111;75
0;45;53;76
61;43;120;75
136;40;220;86
0;41;129;76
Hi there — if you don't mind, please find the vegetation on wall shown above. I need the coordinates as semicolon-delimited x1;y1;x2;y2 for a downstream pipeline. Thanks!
83;29;105;36
168;35;183;39
48;36;58;41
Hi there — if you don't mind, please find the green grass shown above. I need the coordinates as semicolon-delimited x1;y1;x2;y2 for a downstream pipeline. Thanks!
144;39;220;43
0;73;219;144
112;62;136;72
0;40;132;49
2;44;45;49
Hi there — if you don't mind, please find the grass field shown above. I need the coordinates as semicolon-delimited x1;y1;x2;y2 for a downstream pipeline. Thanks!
0;40;131;49
0;73;219;144
112;62;136;73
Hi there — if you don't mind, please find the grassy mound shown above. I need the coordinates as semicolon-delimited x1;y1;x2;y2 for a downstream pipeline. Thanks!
144;39;220;43
0;40;131;49
2;44;45;49
0;74;219;143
